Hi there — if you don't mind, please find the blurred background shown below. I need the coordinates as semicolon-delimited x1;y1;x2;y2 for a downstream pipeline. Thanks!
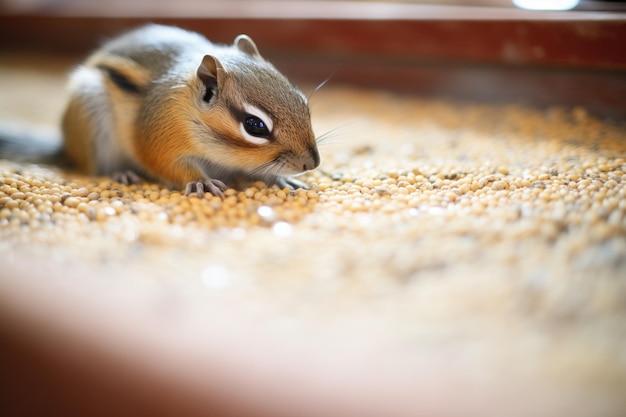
2;0;626;12
3;0;624;115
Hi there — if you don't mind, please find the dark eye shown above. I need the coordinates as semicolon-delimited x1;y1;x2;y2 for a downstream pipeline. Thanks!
244;115;270;137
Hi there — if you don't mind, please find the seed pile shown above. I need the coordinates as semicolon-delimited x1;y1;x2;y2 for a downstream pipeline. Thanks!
0;169;319;245
2;88;625;312
1;61;626;414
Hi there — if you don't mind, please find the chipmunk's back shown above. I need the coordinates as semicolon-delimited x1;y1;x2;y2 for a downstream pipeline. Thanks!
90;25;218;78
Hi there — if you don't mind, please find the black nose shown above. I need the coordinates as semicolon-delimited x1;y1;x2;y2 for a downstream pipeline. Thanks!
301;145;321;172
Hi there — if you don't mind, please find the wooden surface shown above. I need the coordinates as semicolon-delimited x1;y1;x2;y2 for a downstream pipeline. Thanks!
1;2;625;69
1;2;625;116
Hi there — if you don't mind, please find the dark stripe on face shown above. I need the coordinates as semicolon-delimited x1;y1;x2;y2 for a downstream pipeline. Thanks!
99;65;141;94
227;102;275;142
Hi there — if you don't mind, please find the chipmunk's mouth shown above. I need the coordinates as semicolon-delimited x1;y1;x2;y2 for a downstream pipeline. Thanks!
251;159;299;177
251;149;320;178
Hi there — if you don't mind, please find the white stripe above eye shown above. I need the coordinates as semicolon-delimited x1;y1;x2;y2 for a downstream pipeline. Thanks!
240;103;273;145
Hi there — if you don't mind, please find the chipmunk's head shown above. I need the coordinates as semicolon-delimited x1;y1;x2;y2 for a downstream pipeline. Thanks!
192;34;320;178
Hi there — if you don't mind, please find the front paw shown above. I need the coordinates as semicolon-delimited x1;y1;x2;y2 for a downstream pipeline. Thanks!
275;176;309;190
185;179;229;198
112;170;142;185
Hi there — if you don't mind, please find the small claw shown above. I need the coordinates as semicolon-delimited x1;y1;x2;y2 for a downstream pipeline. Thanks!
184;182;194;196
212;179;229;193
204;181;221;198
195;181;205;198
112;170;143;185
276;176;309;190
184;179;228;199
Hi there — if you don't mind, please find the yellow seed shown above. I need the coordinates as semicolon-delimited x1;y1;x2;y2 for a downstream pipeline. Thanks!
5;199;19;210
492;181;508;191
72;187;90;197
76;202;89;213
445;192;458;201
63;197;80;208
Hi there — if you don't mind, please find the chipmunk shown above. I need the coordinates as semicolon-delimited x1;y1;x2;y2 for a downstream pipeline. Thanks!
0;24;320;198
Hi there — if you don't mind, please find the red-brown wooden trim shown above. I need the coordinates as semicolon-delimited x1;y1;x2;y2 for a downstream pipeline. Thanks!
0;3;624;116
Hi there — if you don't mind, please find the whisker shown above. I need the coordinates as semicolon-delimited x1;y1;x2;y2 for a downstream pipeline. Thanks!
249;161;273;176
315;123;352;146
307;66;341;103
250;158;281;177
316;133;340;146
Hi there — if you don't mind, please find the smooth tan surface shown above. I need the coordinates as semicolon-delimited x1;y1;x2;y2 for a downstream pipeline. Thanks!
1;55;625;416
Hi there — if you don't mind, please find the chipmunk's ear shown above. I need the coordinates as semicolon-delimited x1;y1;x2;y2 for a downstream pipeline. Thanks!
234;34;261;58
197;55;225;103
197;55;225;84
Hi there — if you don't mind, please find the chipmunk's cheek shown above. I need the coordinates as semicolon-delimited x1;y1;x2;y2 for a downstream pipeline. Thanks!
198;106;239;143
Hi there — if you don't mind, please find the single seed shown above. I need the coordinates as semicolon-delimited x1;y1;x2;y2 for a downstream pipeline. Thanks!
63;197;80;208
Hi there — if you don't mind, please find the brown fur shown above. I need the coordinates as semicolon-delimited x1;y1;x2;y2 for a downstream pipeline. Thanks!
62;96;96;174
60;24;320;193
